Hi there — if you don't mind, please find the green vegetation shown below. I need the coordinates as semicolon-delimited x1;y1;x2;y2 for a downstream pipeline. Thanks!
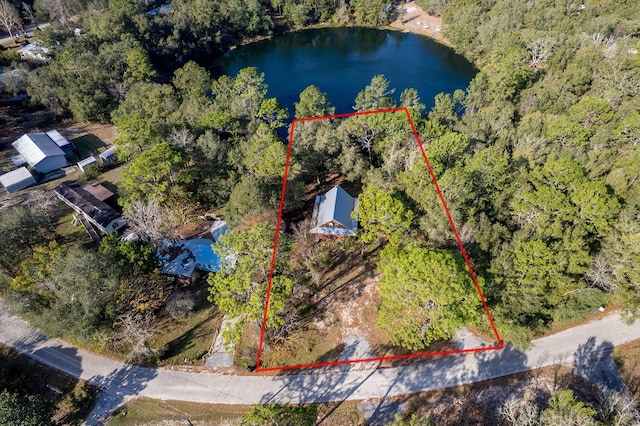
377;243;482;350
0;0;638;376
0;344;97;425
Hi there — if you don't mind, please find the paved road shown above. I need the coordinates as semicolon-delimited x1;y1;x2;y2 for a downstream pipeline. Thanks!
1;307;639;425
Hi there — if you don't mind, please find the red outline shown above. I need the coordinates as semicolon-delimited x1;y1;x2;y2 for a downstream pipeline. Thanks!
256;107;503;372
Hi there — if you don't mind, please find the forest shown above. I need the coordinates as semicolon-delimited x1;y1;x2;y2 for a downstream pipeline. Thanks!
0;0;638;390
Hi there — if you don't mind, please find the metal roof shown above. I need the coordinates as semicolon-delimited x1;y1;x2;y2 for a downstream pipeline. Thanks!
12;133;65;167
0;167;36;192
55;181;123;230
310;185;359;236
46;130;71;147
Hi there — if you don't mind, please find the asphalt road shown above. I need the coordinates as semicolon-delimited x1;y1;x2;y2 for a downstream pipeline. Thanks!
1;306;638;425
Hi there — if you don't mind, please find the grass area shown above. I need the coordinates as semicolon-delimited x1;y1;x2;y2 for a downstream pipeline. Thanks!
107;398;250;425
92;162;128;195
0;343;98;425
55;209;94;247
148;278;224;366
150;302;223;366
107;397;365;425
70;134;106;161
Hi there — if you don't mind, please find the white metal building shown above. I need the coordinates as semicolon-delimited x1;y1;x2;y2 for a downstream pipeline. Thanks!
12;133;67;174
0;167;36;193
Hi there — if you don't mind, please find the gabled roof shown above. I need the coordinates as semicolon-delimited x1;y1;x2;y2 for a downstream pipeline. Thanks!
12;133;65;167
310;185;359;236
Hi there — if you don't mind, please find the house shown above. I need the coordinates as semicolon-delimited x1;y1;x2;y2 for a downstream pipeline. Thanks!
98;147;117;165
12;133;67;174
55;181;126;235
77;156;97;173
0;167;36;193
310;185;359;237
158;221;229;281
17;42;49;63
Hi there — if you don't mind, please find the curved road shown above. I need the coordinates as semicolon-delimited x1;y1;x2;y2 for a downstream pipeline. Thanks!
1;307;639;425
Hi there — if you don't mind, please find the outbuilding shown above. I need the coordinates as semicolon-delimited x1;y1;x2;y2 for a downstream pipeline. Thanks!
0;167;36;193
12;133;67;174
77;156;98;173
99;147;117;165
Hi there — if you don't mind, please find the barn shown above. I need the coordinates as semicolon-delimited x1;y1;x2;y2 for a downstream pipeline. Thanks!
12;133;67;174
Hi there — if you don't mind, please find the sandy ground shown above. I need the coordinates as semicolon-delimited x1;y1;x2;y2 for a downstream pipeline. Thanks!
390;1;448;44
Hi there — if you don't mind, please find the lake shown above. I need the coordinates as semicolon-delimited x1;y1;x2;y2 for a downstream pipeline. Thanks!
213;27;477;115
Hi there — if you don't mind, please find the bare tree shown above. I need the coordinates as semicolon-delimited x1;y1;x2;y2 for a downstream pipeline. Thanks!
499;395;539;426
123;199;170;247
39;0;70;26
0;0;21;40
168;127;196;150
586;254;616;292
528;38;556;68
597;389;640;426
110;310;161;363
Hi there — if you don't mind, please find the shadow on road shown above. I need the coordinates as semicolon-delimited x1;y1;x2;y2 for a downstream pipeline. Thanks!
574;337;625;392
85;364;157;425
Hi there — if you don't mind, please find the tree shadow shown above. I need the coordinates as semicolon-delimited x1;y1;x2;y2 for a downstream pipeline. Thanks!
573;337;625;392
258;342;531;424
84;364;158;425
31;344;84;378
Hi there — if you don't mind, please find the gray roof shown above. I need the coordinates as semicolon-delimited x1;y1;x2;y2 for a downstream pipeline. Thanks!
310;185;359;236
0;167;36;192
46;130;71;148
12;133;65;167
55;181;123;231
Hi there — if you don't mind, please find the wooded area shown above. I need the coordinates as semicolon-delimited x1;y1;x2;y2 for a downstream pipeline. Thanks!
0;0;637;379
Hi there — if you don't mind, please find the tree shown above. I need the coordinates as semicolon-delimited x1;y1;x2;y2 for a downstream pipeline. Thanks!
294;85;335;118
121;199;172;247
207;224;293;344
173;61;211;98
1;62;29;96
355;185;413;244
120;142;188;209
0;390;54;426
540;389;598;425
0;0;21;40
376;243;482;350
257;97;289;128
353;74;396;111
124;47;156;84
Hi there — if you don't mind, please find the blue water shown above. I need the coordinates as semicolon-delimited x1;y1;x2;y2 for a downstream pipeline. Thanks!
213;27;477;115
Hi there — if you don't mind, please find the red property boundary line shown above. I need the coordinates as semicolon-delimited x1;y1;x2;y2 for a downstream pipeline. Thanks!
255;107;503;372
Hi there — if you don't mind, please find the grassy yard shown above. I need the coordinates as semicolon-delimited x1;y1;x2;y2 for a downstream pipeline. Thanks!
69;134;107;160
107;397;365;425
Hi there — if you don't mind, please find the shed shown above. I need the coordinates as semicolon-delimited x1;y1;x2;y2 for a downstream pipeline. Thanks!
0;167;36;193
12;133;67;174
99;147;117;165
77;156;97;173
310;185;359;237
55;181;126;234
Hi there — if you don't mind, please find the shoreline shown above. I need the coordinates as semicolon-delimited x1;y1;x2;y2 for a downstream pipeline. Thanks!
389;1;450;46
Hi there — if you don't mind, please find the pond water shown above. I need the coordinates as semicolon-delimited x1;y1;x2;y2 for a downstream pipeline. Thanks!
213;27;477;115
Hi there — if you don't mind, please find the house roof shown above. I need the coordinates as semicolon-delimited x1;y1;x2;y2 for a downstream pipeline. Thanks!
159;221;228;278
55;181;122;230
12;133;65;167
310;185;359;236
0;167;36;191
82;183;113;202
99;147;116;161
